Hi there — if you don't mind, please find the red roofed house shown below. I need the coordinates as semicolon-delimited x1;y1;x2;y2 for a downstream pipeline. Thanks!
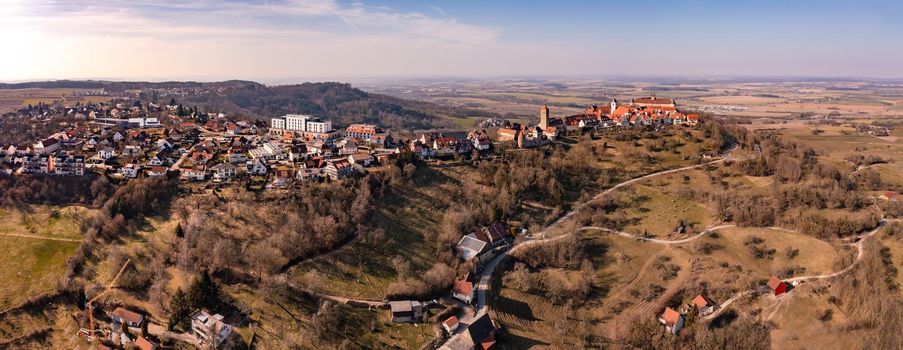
442;316;460;334
658;307;685;334
453;279;474;304
692;294;718;315
686;114;700;126
109;307;145;327
135;336;156;350
768;276;790;296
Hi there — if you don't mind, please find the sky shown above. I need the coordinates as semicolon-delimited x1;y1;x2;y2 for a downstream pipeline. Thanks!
1;0;901;82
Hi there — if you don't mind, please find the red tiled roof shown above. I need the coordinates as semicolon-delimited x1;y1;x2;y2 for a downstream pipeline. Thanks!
767;276;784;290
443;316;459;328
111;307;143;325
454;280;474;296
660;307;681;326
135;336;155;350
692;295;714;309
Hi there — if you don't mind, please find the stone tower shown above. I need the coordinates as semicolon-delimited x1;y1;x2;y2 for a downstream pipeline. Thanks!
539;104;550;130
610;99;618;114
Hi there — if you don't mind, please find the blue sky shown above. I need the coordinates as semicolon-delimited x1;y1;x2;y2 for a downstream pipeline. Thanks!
1;0;901;81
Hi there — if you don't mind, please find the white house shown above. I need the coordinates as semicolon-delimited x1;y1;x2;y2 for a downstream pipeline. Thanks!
452;280;474;304
211;163;239;181
347;153;373;167
121;164;141;178
180;167;207;181
191;310;232;348
659;307;685;334
249;159;268;176
98;147;116;160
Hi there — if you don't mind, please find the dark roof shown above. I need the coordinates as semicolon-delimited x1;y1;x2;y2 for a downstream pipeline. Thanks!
485;223;507;241
467;314;496;349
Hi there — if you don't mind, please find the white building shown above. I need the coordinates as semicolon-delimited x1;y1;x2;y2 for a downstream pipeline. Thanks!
122;164;141;178
191;310;232;348
271;114;333;133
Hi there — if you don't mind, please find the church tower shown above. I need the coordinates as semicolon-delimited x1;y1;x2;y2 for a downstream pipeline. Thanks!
610;99;618;114
539;104;550;130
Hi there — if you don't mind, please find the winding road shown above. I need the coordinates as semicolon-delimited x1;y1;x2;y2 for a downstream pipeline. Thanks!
441;141;894;347
441;150;739;348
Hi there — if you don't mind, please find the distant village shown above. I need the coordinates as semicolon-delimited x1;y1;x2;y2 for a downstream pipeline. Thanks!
0;95;699;191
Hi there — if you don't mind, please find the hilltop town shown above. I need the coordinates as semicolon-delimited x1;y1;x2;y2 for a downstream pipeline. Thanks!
0;95;698;190
0;80;901;350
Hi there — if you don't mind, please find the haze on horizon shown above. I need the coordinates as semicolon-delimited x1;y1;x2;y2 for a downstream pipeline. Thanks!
1;0;902;82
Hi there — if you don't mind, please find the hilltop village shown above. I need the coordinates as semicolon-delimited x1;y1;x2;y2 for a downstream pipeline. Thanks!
0;96;699;190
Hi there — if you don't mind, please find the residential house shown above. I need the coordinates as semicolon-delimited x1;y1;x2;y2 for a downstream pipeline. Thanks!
270;168;293;188
249;159;268;176
98;147;116;160
226;152;248;165
466;314;497;350
324;160;353;180
122;145;142;158
191;150;214;165
109;307;145;327
347;153;374;167
135;336;156;350
147;166;168;177
456;234;489;262
692;295;718;315
337;139;358;155
296;168;322;182
122;164;141;178
658;307;684;334
452;279;474;304
147;155;164;166
389;300;425;323
180;166;207;181
476;223;509;247
33;138;60;155
442;316;459;335
191;310;233;348
211;163;239;181
768;276;790;296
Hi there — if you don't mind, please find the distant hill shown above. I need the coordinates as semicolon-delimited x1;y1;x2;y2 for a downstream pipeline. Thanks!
0;80;495;130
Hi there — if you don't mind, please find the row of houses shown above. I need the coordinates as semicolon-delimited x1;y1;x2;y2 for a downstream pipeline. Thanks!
104;307;232;349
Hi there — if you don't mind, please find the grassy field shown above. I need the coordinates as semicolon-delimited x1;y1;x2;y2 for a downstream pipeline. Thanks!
0;205;85;310
618;185;717;237
703;227;847;279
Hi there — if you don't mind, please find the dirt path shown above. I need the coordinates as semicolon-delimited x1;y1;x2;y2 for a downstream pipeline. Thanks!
0;233;81;243
606;253;660;302
703;220;888;321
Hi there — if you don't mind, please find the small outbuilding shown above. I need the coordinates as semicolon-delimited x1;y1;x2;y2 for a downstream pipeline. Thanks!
768;276;790;296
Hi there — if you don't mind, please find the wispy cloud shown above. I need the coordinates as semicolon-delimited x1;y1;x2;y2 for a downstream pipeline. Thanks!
14;0;502;45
